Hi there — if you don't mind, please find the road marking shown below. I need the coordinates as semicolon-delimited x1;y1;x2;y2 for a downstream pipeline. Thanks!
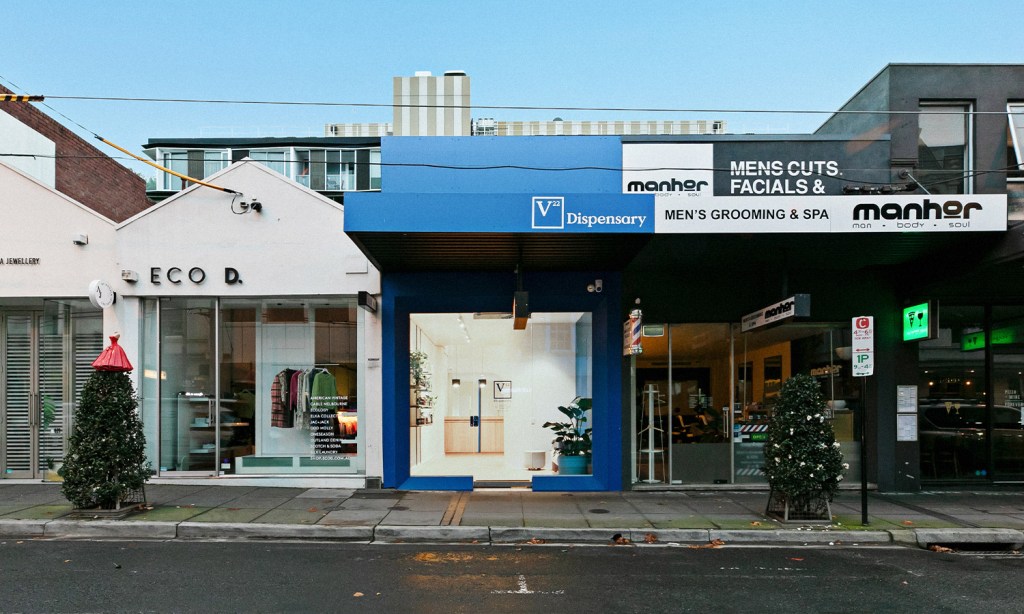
491;574;565;595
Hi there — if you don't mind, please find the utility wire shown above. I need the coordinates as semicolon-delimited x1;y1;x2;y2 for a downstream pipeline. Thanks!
1;150;1015;191
39;94;1024;116
0;75;241;195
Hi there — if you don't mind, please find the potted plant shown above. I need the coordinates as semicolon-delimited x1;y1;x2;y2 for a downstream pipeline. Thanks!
543;397;592;475
762;373;847;522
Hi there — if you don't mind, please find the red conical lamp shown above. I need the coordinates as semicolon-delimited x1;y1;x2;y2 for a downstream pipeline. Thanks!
92;333;133;372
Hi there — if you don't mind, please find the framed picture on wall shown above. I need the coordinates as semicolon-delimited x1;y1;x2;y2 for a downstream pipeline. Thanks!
493;380;512;399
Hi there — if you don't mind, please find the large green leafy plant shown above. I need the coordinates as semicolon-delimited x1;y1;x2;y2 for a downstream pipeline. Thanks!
60;370;149;510
763;374;846;501
543;397;592;457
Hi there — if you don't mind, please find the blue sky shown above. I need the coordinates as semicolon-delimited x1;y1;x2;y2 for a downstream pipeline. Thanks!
2;0;1023;177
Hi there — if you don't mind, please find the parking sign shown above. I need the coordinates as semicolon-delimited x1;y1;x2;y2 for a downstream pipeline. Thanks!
852;316;874;377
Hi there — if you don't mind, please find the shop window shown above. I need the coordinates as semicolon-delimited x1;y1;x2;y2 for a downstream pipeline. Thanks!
917;103;971;193
142;297;363;477
990;307;1024;480
407;312;591;478
918;306;986;480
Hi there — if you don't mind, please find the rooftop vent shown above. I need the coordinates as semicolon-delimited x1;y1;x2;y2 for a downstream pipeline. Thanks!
414;71;432;77
443;70;467;77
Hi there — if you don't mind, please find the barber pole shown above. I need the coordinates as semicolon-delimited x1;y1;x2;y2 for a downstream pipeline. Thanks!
629;308;643;355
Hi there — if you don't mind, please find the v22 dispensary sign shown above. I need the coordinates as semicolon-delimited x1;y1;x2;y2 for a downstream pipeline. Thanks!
531;196;650;232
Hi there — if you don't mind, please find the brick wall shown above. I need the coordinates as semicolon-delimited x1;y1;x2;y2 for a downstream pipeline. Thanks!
0;84;151;221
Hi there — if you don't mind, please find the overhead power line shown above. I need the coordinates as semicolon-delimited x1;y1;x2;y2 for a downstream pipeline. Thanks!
41;94;1024;116
1;150;1016;191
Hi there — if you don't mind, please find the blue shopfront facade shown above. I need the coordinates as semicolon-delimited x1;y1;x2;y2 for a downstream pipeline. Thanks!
346;136;651;491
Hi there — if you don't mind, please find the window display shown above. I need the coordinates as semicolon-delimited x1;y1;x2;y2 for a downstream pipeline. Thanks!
143;297;363;476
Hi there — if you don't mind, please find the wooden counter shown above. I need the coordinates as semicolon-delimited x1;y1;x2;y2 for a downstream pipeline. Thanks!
445;417;504;453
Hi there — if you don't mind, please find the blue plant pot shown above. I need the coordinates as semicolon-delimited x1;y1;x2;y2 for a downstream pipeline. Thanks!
557;455;588;475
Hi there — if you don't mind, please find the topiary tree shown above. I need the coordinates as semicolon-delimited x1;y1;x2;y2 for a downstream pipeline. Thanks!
60;337;149;510
763;373;846;519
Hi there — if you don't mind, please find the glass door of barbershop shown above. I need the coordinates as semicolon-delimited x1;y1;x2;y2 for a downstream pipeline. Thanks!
633;322;860;485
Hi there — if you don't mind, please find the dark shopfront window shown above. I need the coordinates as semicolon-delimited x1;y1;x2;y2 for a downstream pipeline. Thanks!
918;306;1024;482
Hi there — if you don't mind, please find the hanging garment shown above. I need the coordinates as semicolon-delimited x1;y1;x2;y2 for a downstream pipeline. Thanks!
311;370;338;415
271;369;294;428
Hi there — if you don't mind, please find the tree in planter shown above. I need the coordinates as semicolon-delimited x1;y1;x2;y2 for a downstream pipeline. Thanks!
762;373;847;521
60;335;149;510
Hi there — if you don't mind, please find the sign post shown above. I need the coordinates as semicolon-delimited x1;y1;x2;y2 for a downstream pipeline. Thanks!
851;316;873;525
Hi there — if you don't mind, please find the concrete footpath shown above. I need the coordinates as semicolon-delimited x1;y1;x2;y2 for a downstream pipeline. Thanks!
1;482;1023;550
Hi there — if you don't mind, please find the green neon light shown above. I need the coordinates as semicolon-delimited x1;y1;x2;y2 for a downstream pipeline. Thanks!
961;325;1024;351
903;302;931;341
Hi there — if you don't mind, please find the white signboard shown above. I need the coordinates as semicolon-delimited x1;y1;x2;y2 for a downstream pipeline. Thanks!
622;144;714;197
741;295;811;332
654;194;1008;234
852;316;874;377
897;414;918;442
896;385;918;414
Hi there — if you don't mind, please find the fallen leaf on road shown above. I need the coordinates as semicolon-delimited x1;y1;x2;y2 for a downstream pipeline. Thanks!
64;560;71;563
788;557;804;561
612;535;632;545
688;539;725;549
307;507;319;513
353;592;364;598
902;520;914;526
644;533;657;544
929;545;954;553
527;537;545;544
750;521;762;527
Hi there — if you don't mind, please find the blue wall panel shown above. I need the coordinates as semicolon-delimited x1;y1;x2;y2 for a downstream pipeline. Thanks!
380;136;623;194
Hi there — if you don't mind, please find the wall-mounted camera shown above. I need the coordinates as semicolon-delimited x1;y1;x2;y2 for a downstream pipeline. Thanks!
587;279;603;293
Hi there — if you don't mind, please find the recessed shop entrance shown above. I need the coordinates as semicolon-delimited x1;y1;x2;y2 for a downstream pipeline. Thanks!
632;322;862;486
409;311;593;487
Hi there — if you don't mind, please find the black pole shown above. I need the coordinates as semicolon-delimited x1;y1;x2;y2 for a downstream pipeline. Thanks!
860;376;869;525
477;385;482;453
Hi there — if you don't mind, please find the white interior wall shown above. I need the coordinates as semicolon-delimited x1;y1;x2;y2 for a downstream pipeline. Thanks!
413;314;583;476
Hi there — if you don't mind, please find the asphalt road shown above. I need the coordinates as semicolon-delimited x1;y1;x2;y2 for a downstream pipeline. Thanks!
1;540;1021;613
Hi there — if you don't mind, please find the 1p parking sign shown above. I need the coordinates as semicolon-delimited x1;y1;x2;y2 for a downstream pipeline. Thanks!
852;315;874;377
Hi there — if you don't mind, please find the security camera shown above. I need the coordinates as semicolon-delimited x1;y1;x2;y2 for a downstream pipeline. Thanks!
594;279;603;293
587;283;596;293
250;200;263;213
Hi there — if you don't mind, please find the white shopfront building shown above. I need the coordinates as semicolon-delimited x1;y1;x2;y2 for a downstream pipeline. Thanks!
2;160;382;487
